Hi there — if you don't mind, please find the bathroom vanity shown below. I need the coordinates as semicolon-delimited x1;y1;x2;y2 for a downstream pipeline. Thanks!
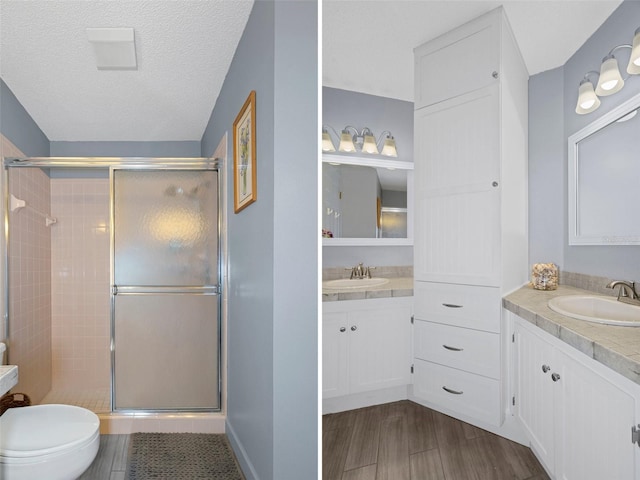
504;284;640;480
322;278;413;414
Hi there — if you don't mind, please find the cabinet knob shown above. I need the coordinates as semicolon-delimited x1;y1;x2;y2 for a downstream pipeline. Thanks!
339;327;346;333
492;181;499;187
351;325;357;332
492;71;499;79
541;365;550;373
551;373;561;382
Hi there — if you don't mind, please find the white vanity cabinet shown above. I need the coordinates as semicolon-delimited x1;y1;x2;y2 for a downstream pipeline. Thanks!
412;7;528;429
512;314;640;480
322;298;412;409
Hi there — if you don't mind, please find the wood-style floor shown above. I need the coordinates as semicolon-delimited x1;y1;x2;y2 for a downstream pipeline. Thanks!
323;400;550;480
78;434;129;480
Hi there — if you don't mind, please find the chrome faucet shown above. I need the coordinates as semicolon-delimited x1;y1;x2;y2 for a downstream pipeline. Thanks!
606;280;640;306
346;263;375;279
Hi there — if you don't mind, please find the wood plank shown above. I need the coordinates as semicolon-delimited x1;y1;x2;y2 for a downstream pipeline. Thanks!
376;415;409;480
323;425;353;480
344;406;382;470
461;419;486;440
342;465;377;480
492;433;549;479
439;433;539;480
410;449;445;480
111;434;130;471
324;409;356;432
407;401;437;454
431;409;470;448
78;435;117;479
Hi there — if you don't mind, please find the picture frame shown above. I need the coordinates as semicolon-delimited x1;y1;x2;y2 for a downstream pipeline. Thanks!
233;90;257;213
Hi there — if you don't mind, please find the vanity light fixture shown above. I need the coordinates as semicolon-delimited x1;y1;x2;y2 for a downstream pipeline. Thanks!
576;27;640;115
322;125;398;157
595;51;625;96
575;72;601;114
628;28;640;74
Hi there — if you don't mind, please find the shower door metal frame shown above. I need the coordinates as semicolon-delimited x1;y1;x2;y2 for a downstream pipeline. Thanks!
2;157;223;413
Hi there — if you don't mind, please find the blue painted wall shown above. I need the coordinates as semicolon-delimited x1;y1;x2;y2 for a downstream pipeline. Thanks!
528;67;565;268
272;2;317;477
201;1;317;478
50;141;200;157
529;0;640;280
322;87;413;268
0;79;49;156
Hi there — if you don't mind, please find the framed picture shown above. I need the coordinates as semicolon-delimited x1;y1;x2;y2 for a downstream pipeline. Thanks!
233;90;257;213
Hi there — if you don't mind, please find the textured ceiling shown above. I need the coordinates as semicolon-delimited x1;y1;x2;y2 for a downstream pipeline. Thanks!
0;0;254;142
323;0;623;102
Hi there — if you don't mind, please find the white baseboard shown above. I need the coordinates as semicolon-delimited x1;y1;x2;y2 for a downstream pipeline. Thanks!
322;385;409;414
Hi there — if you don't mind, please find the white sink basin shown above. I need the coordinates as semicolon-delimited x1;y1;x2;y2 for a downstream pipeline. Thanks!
323;278;390;289
548;295;640;326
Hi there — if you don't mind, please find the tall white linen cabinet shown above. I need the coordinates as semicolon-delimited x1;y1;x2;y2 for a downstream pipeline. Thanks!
411;7;529;436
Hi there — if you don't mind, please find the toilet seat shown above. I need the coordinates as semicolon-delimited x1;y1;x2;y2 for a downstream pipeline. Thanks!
0;404;100;459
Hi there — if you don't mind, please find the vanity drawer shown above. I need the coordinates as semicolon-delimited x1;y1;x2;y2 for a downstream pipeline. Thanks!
414;320;500;379
414;281;501;332
413;359;501;426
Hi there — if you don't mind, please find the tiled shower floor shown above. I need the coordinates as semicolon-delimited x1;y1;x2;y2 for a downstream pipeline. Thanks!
41;387;111;413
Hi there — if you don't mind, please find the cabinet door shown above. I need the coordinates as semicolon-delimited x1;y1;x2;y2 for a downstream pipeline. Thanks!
414;9;499;108
514;322;556;472
556;351;636;480
348;306;411;394
322;312;350;399
414;86;500;286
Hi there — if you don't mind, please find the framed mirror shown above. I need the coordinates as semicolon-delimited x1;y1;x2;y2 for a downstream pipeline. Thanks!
322;154;413;246
568;92;640;245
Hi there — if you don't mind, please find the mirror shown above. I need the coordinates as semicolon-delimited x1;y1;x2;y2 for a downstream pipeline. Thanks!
322;154;413;246
568;92;640;245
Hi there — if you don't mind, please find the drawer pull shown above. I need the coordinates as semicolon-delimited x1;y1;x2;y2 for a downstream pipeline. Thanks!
442;386;464;395
443;344;464;352
442;303;463;308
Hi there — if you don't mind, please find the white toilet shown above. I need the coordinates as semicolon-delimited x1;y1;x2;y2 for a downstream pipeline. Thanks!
0;341;100;480
0;403;100;480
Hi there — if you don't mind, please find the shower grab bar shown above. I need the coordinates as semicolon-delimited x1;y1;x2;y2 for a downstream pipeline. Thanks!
9;194;57;226
112;285;220;295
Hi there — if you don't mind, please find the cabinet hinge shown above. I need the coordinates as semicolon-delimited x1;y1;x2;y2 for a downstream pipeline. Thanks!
411;364;414;374
632;425;640;447
411;315;414;324
512;396;516;406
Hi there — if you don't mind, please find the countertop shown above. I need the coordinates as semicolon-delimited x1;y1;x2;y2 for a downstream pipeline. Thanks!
504;285;640;386
322;277;413;302
0;365;18;397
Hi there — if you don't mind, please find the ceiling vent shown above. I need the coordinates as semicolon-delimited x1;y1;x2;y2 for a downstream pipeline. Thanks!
86;27;137;70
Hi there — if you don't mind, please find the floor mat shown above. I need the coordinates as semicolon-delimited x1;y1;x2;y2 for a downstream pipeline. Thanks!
126;433;244;479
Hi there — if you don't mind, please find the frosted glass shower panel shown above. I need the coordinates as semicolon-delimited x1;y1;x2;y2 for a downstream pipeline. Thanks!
113;170;218;286
114;294;219;410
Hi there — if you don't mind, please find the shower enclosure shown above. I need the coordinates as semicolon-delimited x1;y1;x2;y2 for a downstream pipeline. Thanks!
3;158;221;413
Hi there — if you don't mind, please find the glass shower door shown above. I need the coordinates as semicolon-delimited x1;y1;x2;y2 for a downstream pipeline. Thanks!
111;168;220;411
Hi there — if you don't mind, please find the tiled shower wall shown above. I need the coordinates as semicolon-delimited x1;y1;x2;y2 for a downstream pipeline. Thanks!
8;168;52;403
50;178;110;390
